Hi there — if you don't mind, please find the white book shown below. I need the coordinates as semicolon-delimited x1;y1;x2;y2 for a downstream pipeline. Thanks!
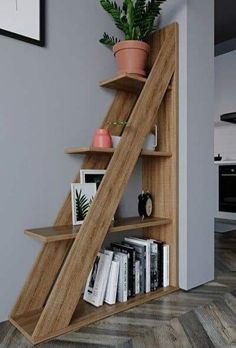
98;250;113;306
135;260;140;295
83;251;112;307
163;244;170;287
124;237;151;293
105;260;120;305
114;252;128;303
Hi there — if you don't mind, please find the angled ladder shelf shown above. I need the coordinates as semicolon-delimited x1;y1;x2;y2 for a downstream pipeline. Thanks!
9;23;179;345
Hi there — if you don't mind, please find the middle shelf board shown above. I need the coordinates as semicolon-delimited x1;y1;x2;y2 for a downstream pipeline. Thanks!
64;147;172;158
25;217;172;243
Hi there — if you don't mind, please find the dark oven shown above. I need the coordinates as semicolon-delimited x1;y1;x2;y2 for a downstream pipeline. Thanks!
219;165;236;213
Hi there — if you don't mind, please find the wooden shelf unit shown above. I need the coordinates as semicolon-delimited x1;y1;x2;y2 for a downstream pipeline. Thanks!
9;23;179;345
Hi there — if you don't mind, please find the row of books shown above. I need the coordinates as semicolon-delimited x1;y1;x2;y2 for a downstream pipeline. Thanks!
83;237;170;307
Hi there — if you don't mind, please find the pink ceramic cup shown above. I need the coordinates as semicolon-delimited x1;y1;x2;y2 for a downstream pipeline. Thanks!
92;129;112;148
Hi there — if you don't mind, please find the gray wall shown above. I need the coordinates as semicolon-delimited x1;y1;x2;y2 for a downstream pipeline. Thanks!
0;0;121;322
0;0;215;321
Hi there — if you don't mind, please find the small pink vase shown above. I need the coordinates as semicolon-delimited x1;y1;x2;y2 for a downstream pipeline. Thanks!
92;129;112;148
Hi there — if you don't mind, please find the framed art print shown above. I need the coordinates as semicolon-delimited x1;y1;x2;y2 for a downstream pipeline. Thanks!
0;0;45;46
80;170;106;190
71;183;96;226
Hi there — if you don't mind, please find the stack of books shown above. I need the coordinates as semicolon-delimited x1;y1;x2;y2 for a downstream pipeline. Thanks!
83;237;170;307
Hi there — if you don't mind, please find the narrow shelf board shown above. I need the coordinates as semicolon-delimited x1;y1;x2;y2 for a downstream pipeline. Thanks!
100;73;147;93
10;286;178;344
25;217;172;243
99;73;172;94
64;147;172;158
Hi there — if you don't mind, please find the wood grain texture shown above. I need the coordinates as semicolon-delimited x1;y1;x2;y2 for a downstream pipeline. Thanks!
64;147;172;157
10;241;72;318
31;23;177;341
143;23;178;287
24;217;172;243
11;287;178;345
100;73;147;93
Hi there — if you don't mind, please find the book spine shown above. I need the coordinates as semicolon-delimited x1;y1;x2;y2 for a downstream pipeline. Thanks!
131;250;136;297
134;246;145;294
111;244;136;298
150;243;157;291
105;261;119;305
123;255;128;302
114;254;127;303
156;242;163;287
135;260;140;295
163;245;170;287
145;244;150;293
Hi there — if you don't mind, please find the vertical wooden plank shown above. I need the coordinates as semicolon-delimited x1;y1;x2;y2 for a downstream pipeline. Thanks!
32;26;176;341
143;24;179;287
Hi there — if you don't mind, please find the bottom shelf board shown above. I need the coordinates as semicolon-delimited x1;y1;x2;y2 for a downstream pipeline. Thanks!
10;286;178;344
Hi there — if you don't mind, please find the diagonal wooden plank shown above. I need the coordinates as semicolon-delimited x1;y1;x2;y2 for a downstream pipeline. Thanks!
10;241;72;317
32;23;177;341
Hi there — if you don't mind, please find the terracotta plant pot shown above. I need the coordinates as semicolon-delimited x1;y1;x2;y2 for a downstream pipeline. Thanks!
92;129;112;148
113;40;150;76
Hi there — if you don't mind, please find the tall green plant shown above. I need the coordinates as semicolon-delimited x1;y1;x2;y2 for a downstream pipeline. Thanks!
100;0;167;46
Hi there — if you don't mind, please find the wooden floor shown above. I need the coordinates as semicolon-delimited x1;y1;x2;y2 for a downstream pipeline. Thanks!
1;231;236;348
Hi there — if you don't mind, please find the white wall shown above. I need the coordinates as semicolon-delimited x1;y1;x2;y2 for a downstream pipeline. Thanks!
0;0;214;321
215;50;236;220
186;0;215;289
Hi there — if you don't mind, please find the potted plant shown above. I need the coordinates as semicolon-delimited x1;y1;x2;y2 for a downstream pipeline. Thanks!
99;0;167;76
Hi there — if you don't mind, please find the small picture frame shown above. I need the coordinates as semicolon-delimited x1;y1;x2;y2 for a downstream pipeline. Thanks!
71;183;96;225
80;169;106;190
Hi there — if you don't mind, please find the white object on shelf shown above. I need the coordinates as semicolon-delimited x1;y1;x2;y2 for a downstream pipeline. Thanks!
105;260;120;305
143;125;158;150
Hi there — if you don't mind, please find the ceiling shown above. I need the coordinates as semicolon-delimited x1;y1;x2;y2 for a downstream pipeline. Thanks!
215;0;236;44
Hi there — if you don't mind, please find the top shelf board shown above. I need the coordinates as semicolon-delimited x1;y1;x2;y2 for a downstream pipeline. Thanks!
64;147;172;158
100;73;147;93
100;73;173;94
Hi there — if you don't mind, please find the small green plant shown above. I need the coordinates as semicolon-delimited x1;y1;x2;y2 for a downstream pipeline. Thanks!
100;0;167;46
107;120;128;126
75;189;93;221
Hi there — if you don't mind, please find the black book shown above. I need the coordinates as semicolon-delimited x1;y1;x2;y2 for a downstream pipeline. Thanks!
149;242;158;291
124;241;145;294
111;243;136;297
152;240;164;287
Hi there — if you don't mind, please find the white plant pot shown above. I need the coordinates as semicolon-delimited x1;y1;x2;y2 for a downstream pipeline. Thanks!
143;125;158;150
112;136;121;148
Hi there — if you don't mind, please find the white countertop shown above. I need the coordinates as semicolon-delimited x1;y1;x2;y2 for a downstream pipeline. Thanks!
214;161;236;165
